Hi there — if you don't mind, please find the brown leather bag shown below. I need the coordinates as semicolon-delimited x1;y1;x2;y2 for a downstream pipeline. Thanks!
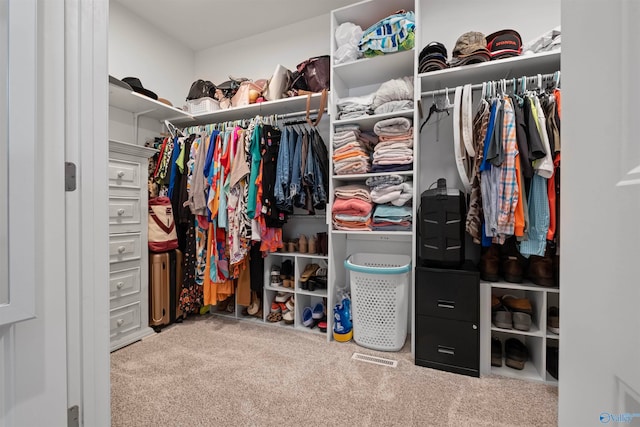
297;56;330;93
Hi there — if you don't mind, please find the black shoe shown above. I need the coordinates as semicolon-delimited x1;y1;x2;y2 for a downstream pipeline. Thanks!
505;338;528;370
491;337;503;367
547;346;559;380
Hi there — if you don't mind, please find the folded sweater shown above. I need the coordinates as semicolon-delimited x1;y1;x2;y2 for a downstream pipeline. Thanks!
373;117;413;136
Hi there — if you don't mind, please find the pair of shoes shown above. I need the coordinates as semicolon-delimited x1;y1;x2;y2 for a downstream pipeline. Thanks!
479;244;500;281
308;235;317;254
286;239;298;253
491;337;503;367
270;265;282;287
547;306;559;334
282;295;294;324
247;292;261;317
505;338;528;370
280;260;294;288
217;295;234;312
492;295;533;331
268;293;290;322
307;267;327;292
299;263;320;290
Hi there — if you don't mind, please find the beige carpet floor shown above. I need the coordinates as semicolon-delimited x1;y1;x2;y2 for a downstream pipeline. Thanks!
111;315;558;427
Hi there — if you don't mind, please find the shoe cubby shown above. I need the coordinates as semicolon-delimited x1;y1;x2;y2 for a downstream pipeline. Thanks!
264;254;296;292
490;331;545;382
263;288;295;328
295;257;329;298
295;293;327;336
482;281;560;384
546;291;560;339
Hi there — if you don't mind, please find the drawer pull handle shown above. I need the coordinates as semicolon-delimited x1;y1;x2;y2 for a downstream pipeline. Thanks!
117;171;125;178
117;246;126;254
116;281;124;289
116;319;124;327
117;208;125;216
437;345;455;355
437;300;456;309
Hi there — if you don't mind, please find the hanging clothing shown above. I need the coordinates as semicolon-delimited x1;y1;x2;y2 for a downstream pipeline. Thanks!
466;98;490;243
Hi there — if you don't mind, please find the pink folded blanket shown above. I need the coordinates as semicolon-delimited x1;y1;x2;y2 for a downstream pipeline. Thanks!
331;197;373;216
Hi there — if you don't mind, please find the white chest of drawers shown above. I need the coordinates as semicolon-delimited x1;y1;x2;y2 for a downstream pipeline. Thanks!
108;140;157;351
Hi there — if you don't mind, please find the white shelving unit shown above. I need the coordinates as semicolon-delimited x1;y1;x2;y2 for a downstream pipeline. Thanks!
329;0;419;348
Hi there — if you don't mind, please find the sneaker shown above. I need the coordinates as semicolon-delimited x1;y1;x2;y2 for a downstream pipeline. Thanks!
302;307;314;327
312;302;324;320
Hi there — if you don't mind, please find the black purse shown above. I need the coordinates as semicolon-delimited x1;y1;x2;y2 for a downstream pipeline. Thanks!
186;79;216;101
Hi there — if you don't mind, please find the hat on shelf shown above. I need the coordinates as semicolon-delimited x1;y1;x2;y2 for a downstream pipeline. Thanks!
157;98;173;107
121;77;158;100
485;29;523;60
449;31;491;67
418;41;449;73
109;75;132;91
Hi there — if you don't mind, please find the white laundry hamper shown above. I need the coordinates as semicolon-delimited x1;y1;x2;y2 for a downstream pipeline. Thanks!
344;253;411;351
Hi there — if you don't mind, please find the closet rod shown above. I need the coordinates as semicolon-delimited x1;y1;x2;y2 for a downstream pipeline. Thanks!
419;71;560;97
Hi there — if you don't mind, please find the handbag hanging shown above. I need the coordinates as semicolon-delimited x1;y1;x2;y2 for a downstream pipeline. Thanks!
296;55;330;93
148;196;178;252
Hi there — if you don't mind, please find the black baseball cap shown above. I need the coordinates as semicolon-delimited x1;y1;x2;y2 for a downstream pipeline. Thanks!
486;29;522;59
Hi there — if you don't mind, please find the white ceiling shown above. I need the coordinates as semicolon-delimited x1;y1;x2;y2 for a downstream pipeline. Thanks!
113;0;362;51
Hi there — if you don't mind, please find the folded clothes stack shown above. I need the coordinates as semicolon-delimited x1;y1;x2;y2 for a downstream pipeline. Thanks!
331;184;373;231
372;204;412;231
333;125;377;175
371;117;413;173
336;77;414;119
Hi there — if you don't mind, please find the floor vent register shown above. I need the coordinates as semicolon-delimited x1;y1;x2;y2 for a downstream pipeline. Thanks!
351;352;398;368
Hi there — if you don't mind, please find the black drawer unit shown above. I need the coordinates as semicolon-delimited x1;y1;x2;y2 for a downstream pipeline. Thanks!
415;264;480;377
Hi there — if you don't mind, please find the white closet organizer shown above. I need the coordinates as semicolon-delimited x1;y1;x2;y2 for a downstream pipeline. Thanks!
328;0;419;344
417;12;561;382
168;95;331;338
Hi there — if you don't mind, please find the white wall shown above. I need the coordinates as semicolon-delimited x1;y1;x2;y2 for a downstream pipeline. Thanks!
195;14;331;85
109;1;195;108
560;1;640;426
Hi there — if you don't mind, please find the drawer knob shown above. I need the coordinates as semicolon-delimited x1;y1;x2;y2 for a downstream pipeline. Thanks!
116;281;124;289
117;208;125;216
116;319;124;327
117;171;125;178
117;246;126;254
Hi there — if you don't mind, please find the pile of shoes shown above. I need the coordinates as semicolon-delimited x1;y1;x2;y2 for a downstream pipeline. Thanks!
299;263;328;292
280;232;328;256
479;237;557;287
270;260;295;288
492;294;533;331
242;291;262;319
216;295;235;314
267;293;294;324
491;336;529;370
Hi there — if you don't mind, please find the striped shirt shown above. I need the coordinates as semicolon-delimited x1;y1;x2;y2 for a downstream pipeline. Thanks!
495;97;519;243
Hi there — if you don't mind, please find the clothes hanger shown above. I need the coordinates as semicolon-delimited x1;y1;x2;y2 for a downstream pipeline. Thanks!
419;90;452;133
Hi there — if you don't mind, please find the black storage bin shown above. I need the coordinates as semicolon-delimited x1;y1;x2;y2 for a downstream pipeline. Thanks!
417;178;465;268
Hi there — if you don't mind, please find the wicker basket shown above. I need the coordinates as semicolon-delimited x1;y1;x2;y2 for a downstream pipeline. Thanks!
185;97;220;114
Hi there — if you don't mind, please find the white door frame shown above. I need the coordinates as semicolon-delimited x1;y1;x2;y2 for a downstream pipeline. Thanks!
64;0;110;425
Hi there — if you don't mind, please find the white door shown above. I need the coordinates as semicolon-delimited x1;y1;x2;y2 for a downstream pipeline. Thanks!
1;0;110;426
561;1;640;425
0;0;69;426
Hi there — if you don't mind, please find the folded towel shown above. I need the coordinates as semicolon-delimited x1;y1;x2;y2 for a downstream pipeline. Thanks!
372;157;413;165
335;124;360;133
333;150;369;162
334;142;369;157
339;111;370;120
371;163;412;172
371;77;414;110
332;217;372;231
365;174;407;188
373;204;412;221
334;160;370;175
370;182;413;205
332;197;373;216
373;139;413;151
374;100;414;115
334;212;372;222
373;117;413;136
335;184;371;202
373;148;413;158
378;130;413;142
337;94;375;110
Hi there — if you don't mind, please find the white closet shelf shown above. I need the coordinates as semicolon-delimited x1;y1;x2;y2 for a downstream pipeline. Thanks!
419;50;561;93
332;0;415;29
547;332;560;340
491;363;545;383
333;49;414;88
333;109;415;130
296;289;328;298
269;252;329;260
484;280;560;293
332;170;413;181
169;93;328;127
264;285;296;293
491;324;543;338
332;230;413;236
109;83;192;121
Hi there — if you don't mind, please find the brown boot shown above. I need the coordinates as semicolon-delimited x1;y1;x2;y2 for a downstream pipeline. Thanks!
527;252;555;287
480;244;500;281
501;237;525;283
